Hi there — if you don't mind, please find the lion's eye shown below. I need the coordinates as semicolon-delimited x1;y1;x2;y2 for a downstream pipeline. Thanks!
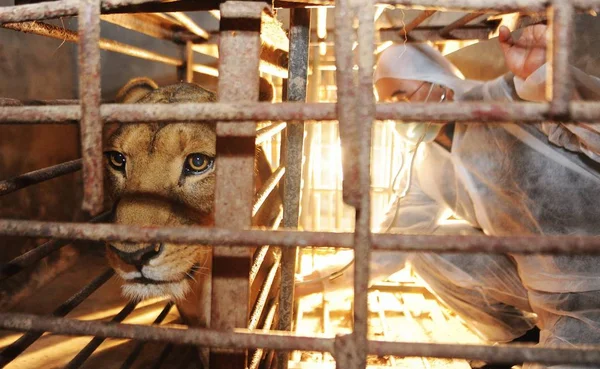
184;153;213;175
105;151;126;172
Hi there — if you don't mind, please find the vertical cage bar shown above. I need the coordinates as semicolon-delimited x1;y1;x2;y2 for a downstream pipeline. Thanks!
547;0;574;117
211;2;265;368
78;0;103;215
335;0;359;208
277;8;310;369
352;2;375;369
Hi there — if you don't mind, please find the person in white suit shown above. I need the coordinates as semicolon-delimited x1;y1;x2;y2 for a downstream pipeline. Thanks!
297;25;600;368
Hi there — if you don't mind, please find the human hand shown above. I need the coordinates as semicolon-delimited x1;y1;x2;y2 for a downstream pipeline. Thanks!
499;24;547;80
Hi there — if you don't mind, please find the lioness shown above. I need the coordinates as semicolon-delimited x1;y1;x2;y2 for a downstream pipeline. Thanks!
104;77;281;329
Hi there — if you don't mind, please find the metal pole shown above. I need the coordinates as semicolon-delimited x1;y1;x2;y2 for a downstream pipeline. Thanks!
78;0;103;215
211;1;266;367
277;7;310;369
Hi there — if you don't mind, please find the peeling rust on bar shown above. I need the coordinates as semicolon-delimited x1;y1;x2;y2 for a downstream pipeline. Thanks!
1;313;600;366
0;313;334;352
0;0;163;24
2;220;600;255
366;340;600;366
351;2;376;369
220;1;269;19
335;0;359;208
278;8;310;369
6;101;600;123
0;159;82;196
78;0;104;215
211;2;266;366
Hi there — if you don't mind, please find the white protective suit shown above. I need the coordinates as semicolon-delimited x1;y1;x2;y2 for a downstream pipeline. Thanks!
307;43;600;367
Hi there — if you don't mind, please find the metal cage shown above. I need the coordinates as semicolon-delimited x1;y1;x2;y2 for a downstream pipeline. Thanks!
1;0;600;369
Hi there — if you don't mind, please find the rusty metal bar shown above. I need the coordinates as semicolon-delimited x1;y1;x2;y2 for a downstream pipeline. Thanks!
256;122;287;145
314;24;493;43
120;302;175;369
0;159;82;196
1;21;183;67
78;0;103;215
0;211;111;282
3;220;600;255
249;299;278;369
65;300;139;369
0;269;114;366
250;246;272;286
2;313;600;366
547;0;574;118
198;12;289;77
348;1;376;369
211;2;266;367
400;10;436;35
248;253;281;330
439;12;485;37
335;0;359;208
383;25;494;41
376;0;548;12
277;8;310;369
250;207;283;286
167;12;209;39
8;101;600;124
0;312;334;352
253;166;285;217
98;0;600;13
0;0;162;24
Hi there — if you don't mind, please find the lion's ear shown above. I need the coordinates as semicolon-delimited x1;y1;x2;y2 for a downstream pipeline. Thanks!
116;77;158;103
259;77;275;102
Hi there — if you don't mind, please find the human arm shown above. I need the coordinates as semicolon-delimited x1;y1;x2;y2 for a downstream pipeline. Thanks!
499;24;600;162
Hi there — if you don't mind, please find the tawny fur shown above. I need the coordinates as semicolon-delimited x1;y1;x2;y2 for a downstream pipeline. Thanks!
104;78;281;330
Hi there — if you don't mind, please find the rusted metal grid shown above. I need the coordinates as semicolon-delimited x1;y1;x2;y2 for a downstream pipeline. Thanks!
0;0;600;369
0;0;296;368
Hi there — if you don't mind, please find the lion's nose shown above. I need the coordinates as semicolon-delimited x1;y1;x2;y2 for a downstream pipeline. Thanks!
109;243;163;267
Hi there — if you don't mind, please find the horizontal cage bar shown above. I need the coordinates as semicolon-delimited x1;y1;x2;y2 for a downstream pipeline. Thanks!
1;313;600;366
1;220;600;254
3;102;600;123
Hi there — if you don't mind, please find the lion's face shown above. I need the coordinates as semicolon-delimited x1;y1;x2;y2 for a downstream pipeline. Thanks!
104;80;217;301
